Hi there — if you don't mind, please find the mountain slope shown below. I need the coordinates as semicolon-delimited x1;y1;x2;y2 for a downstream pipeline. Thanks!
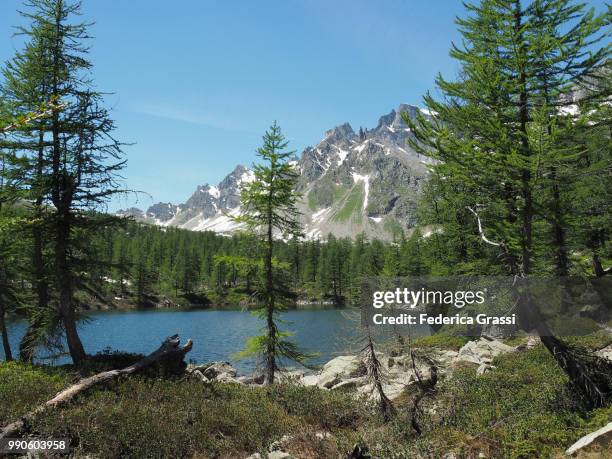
120;104;433;240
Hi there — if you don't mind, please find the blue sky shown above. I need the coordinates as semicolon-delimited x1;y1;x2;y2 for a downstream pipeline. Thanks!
0;0;608;211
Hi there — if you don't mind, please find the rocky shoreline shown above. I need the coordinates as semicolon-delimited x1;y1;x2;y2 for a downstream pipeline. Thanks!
186;336;522;400
185;336;612;458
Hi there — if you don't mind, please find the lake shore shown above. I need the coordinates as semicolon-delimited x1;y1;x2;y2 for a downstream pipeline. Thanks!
2;333;610;458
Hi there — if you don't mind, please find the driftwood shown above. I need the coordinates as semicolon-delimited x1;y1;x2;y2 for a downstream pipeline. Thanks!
0;334;193;439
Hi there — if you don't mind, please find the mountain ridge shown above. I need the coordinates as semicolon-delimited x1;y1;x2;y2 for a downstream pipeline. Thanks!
119;104;434;240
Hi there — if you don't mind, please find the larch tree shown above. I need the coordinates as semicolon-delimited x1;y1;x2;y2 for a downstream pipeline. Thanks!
4;0;128;364
234;121;308;385
407;0;611;407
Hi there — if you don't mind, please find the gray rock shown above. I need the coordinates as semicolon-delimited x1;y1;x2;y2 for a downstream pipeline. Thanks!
301;374;319;387
267;452;295;459
477;363;496;375
202;361;237;380
330;376;367;391
317;355;366;388
456;338;515;366
595;344;612;362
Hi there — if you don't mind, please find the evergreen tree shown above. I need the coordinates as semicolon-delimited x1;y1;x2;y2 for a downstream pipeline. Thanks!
234;122;307;384
408;0;610;407
5;0;129;364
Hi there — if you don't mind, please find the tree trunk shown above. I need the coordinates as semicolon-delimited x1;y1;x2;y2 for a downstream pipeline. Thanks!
0;301;13;361
56;211;86;365
364;331;394;422
517;292;610;408
0;334;193;439
264;214;276;385
550;168;569;276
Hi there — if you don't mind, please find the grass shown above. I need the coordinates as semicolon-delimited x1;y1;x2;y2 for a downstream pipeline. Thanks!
0;339;610;458
410;346;612;458
332;184;364;223
383;216;404;238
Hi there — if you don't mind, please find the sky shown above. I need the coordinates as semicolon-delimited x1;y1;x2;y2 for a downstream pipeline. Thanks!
0;0;608;211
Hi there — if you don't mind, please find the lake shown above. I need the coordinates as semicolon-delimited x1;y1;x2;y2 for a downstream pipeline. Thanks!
2;308;372;373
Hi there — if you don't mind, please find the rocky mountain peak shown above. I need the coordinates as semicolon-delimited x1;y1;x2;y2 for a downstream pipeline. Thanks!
121;103;433;240
324;122;356;143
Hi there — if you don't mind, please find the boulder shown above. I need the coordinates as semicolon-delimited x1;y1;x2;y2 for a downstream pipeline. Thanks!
215;372;243;384
202;361;237;379
477;363;495;375
191;370;209;382
516;335;540;351
276;370;306;383
455;338;515;366
595;344;612;362
317;355;366;388
237;374;265;385
565;422;612;456
301;374;319;387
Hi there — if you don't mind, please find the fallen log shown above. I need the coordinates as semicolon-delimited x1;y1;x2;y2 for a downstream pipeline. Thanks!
0;334;193;439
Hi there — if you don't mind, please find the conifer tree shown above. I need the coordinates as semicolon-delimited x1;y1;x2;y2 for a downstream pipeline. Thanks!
408;0;610;407
234;122;307;384
3;0;128;364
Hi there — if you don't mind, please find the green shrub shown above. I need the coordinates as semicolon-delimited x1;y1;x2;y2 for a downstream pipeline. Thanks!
0;362;72;425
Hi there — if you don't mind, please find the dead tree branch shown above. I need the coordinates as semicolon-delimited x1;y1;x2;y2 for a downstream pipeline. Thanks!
0;334;193;439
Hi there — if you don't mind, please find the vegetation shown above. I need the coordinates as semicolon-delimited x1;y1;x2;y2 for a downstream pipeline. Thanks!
407;0;611;408
233;122;309;384
0;0;610;457
1;339;610;458
0;0;127;365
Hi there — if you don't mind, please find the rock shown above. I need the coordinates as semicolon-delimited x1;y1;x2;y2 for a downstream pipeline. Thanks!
317;355;366;388
477;363;495;375
191;370;209;382
595;344;612;362
565;422;612;456
301;374;319;387
237;374;265;385
215;372;243;384
202;361;237;379
330;376;367;391
276;370;305;383
267;452;295;459
315;431;332;440
455;338;515;366
245;454;262;459
516;335;540;351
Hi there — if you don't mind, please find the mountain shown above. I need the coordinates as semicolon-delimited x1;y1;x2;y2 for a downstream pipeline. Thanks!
119;104;434;240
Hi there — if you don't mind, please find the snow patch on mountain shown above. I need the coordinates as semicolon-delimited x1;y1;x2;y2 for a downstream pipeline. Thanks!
351;172;370;210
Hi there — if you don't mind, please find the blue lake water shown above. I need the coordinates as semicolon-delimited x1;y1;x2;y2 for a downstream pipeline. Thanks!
2;308;371;373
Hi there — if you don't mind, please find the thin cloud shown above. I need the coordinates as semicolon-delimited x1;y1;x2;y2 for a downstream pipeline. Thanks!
131;103;258;134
